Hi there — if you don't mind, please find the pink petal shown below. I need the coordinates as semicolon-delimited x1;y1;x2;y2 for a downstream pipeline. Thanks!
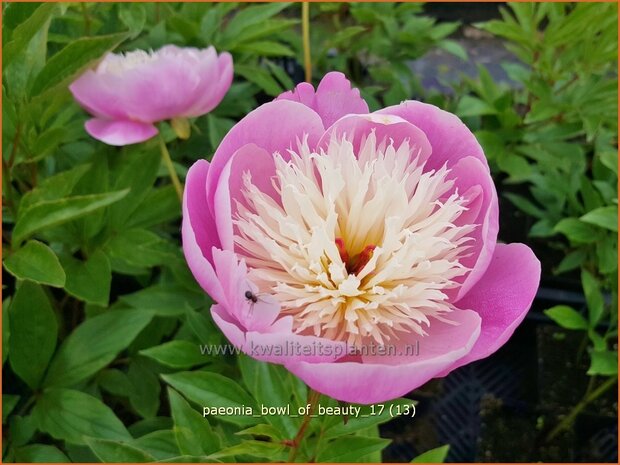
285;309;481;404
206;99;325;212
211;304;347;364
70;70;130;120
277;71;369;128
84;119;158;146
184;51;234;117
182;160;225;304
442;243;540;373
376;100;489;171
447;156;499;300
213;144;278;251
317;113;432;164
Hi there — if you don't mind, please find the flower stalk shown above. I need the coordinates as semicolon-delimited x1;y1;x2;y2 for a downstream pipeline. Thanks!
158;134;183;202
302;2;312;83
546;376;617;442
286;388;320;461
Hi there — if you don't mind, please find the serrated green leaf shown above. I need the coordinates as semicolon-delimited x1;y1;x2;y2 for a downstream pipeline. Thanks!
4;240;65;287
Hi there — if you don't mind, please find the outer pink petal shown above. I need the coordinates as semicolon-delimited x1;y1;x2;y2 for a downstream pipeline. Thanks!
441;243;540;374
285;309;481;404
447;156;499;300
376;100;488;171
277;71;369;128
181;160;225;304
211;305;347;364
70;70;130;120
84;119;158;146
317;113;432;164
213;144;278;251
206;100;325;211
183;51;233;117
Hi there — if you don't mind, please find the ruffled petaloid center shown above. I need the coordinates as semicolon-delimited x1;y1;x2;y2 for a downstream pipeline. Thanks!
234;132;475;347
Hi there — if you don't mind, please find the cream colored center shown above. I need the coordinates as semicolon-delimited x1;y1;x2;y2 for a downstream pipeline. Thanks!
234;132;474;347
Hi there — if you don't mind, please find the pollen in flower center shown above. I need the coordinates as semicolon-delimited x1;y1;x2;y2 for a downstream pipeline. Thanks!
233;132;475;347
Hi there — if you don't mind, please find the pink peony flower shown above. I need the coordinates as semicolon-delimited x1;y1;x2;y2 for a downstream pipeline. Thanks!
182;72;541;404
70;45;233;146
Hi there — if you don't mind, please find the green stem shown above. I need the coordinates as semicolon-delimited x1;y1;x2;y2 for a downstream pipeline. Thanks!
287;388;320;462
301;2;312;83
158;135;183;202
546;376;617;442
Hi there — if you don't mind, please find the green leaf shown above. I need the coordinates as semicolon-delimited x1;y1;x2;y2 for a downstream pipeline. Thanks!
544;305;588;330
12;189;130;246
60;250;111;306
3;298;10;365
14;444;70;463
236;423;282;440
222;3;291;46
3;395;20;423
30;32;130;98
121;284;205;317
208;440;286;461
207;114;235;149
554;218;601;244
119;3;146;38
125;186;181;229
168;388;220;456
3;3;57;68
580;206;618;232
438;39;468;60
33;388;131;445
235;64;283;97
504;193;545;219
86;437;155;462
582;270;605;326
104;228;176;269
411;445;450;463
456;95;497;117
8;282;57;389
4;240;65;287
234;41;294;57
240;358;299;437
44;309;153;388
140;340;207;369
324;398;415;439
128;359;161;419
19;163;92;213
132;430;180;461
162;371;257;426
317;436;391;462
588;350;618;376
